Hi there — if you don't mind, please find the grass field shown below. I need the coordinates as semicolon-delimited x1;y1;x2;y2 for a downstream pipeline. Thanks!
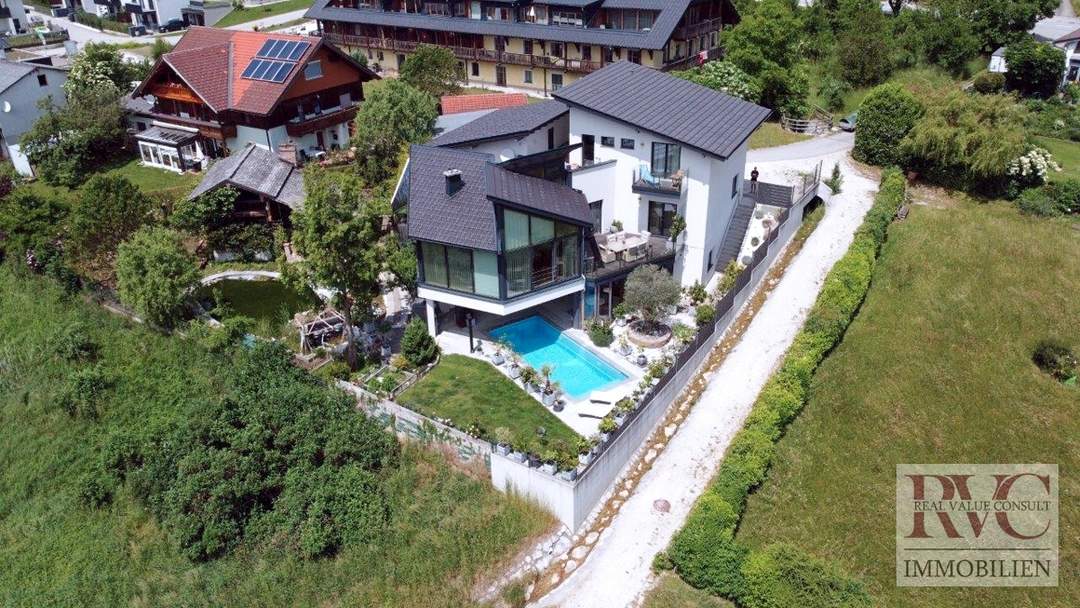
214;0;311;28
735;199;1079;607
399;354;580;455
810;64;970;118
1034;136;1080;183
0;267;551;608
26;156;200;203
644;574;734;608
747;123;810;150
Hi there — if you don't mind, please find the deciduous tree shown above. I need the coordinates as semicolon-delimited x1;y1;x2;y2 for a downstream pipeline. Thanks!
853;83;923;167
624;265;681;332
1005;38;1066;99
399;44;462;98
351;80;438;185
116;226;199;327
69;174;153;262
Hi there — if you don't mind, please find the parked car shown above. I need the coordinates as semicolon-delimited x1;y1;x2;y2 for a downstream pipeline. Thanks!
158;19;185;32
839;112;857;132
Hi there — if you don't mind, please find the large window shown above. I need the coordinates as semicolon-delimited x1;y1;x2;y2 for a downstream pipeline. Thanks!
420;242;499;298
651;142;681;177
503;209;582;298
648;201;678;237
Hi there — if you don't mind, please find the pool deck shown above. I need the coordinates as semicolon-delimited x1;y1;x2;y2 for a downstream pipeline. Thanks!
436;313;644;437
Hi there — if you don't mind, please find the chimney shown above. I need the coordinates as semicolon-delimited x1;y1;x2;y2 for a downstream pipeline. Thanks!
277;140;299;166
444;169;463;196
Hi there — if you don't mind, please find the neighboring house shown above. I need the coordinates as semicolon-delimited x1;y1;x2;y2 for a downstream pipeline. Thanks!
557;61;769;292
441;91;528;114
429;98;569;162
188;142;306;225
988;16;1080;84
0;58;68;176
128;26;377;173
398;61;770;336
0;0;29;36
123;0;191;31
306;0;736;95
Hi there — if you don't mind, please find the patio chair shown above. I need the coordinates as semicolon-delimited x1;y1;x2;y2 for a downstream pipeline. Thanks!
624;243;647;262
670;169;685;190
639;162;660;187
600;248;616;264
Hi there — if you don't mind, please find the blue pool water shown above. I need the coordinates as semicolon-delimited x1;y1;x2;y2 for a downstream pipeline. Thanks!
490;315;628;399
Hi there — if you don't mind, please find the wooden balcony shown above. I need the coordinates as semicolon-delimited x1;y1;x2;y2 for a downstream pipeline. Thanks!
673;17;725;40
285;104;358;137
322;32;603;73
150;82;203;104
142;110;236;140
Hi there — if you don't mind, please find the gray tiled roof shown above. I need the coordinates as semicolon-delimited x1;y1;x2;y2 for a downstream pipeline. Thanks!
488;164;591;224
554;62;771;160
406;144;590;251
407;145;499;251
189;144;305;209
305;0;694;50
135;125;198;146
430;100;567;147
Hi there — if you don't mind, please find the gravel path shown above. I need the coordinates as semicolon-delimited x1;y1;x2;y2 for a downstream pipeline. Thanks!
535;149;876;608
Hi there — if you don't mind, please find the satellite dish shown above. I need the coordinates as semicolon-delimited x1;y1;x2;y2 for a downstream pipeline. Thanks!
2;101;11;113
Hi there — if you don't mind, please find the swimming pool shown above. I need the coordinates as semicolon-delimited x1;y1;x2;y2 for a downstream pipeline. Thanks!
489;315;629;399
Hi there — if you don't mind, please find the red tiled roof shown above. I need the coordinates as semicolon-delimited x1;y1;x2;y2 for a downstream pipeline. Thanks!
440;92;529;115
142;26;371;116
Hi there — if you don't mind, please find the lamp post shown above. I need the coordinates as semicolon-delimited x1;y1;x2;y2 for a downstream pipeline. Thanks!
466;312;475;353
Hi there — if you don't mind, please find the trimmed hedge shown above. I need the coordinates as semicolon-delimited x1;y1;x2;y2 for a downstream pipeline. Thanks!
668;169;907;606
852;84;923;167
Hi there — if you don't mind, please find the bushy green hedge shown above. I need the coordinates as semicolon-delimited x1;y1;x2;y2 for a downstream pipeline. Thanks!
852;84;923;167
667;170;907;606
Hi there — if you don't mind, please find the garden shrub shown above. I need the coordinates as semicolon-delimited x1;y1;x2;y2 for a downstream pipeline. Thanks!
78;471;115;508
668;170;906;605
741;543;872;608
1016;187;1060;217
400;317;439;367
1032;339;1077;381
316;360;352;383
972;71;1005;94
695;304;717;328
207;222;275;262
587;319;614;347
56;363;113;420
51;323;97;362
116;226;199;328
853;83;923;167
1044;179;1080;214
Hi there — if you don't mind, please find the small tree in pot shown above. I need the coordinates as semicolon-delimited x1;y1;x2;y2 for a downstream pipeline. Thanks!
577;436;596;466
539;364;556;404
540;449;559;475
598;416;616;443
613;302;631;327
624;264;681;337
550;382;564;411
489;337;510;366
507;352;522;379
519;365;538;392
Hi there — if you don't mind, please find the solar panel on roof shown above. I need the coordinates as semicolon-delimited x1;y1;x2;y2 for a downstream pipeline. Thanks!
241;60;261;78
255;39;277;58
243;39;310;82
287;41;309;60
269;62;294;83
277;40;298;59
252;60;276;79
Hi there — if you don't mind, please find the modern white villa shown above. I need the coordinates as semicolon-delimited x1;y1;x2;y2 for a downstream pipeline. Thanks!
396;61;775;338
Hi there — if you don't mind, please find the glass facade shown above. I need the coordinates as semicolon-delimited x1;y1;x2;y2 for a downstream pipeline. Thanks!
419;209;583;301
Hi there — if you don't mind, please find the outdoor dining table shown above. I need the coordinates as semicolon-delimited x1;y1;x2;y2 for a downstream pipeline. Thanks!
600;232;648;259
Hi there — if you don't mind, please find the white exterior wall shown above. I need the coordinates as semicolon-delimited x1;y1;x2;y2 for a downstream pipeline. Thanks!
567;107;740;286
448;113;569;161
1;0;28;34
230;122;349;156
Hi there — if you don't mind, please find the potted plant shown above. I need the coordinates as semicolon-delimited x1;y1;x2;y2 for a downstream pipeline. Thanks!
489;337;509;366
540;449;558;475
577;436;596;466
598;416;616;443
616;334;632;356
635;347;648;367
494;426;512;456
551;384;565;412
613;302;630;327
509;434;528;463
519;365;538;392
507;353;522;379
539;364;556;405
558;452;579;481
527;450;541;468
610;219;623;233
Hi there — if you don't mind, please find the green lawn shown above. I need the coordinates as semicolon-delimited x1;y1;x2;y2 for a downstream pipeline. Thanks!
198;277;319;337
644;574;734;608
810;65;963;118
748;122;810;150
26;156;200;203
214;0;313;28
0;267;551;608
1034;136;1080;183
735;200;1080;607
398;354;580;455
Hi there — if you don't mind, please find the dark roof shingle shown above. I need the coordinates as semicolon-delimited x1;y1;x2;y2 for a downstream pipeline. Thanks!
189;144;305;209
430;99;567;147
553;62;770;159
406;144;590;251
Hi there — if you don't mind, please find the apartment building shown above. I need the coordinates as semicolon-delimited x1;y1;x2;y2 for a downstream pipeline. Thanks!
306;0;735;95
